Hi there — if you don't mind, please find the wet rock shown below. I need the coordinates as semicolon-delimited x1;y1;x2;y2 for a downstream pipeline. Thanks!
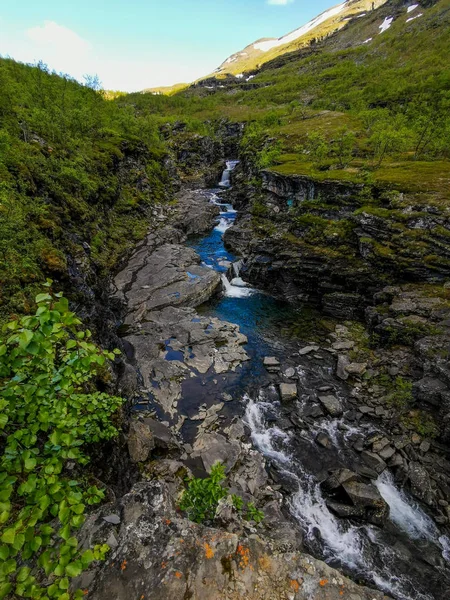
361;451;387;474
279;383;298;402
342;481;389;526
378;446;396;460
322;469;358;492
102;514;121;525
318;395;343;417
327;501;366;520
284;367;296;379
127;420;155;463
315;432;332;448
409;462;434;505
420;441;431;453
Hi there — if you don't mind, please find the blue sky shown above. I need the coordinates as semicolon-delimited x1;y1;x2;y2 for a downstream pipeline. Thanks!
0;0;336;91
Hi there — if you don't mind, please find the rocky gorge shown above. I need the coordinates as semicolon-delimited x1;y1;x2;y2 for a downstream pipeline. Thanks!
74;156;450;600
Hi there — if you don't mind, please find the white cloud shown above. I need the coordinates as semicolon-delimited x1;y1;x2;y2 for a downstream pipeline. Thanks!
267;0;294;5
1;20;216;91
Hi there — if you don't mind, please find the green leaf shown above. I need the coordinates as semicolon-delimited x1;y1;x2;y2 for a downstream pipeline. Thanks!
36;293;52;303
16;567;31;582
65;561;82;577
0;529;15;545
0;583;12;599
24;457;37;471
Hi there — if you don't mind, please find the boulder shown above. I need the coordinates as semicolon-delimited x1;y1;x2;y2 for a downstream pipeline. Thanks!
263;356;280;372
409;462;434;505
360;451;387;474
318;394;343;417
342;481;390;526
315;432;332;448
345;363;367;376
336;354;350;380
127;421;155;463
192;432;241;474
322;469;358;492
143;418;180;451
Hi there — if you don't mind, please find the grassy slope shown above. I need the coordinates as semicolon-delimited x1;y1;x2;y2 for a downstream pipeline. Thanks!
0;59;172;320
127;0;450;203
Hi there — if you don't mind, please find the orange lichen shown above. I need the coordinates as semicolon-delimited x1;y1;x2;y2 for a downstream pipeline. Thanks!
258;555;271;571
290;580;300;592
204;542;215;559
120;560;127;571
175;571;183;579
319;579;329;587
236;544;250;569
165;519;172;525
161;561;168;569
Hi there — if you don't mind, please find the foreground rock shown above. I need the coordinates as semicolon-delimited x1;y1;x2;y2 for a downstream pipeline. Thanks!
81;481;389;600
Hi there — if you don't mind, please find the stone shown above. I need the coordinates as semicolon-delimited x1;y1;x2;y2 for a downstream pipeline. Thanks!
420;441;431;453
411;433;422;445
332;340;355;351
284;367;296;379
378;446;396;460
413;377;448;406
372;437;390;453
279;383;298;402
315;432;332;448
327;501;366;520
127;420;155;463
298;345;319;355
336;354;350;380
318;394;343;417
191;432;241;474
345;362;367;376
409;462;434;505
361;451;387;474
322;469;358;492
102;514;121;525
264;356;280;372
143;418;179;451
342;481;390;526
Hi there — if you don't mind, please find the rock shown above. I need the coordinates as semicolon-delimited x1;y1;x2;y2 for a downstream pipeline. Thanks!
102;514;121;525
279;383;298;402
322;469;358;492
345;363;367;376
318;394;343;417
409;462;434;505
361;451;387;474
264;356;280;372
143;418;180;451
372;437;390;453
327;501;366;520
342;481;390;526
299;345;319;355
413;377;448;407
315;432;332;448
420;441;431;453
411;433;422;445
284;367;296;378
332;340;355;351
336;354;350;380
378;446;396;460
83;480;387;600
191;432;241;474
127;420;155;463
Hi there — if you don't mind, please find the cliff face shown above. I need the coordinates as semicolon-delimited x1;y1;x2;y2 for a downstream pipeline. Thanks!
225;166;450;318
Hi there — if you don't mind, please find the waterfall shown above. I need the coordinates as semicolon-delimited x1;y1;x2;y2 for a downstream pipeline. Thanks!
221;273;254;298
219;160;239;188
243;393;438;600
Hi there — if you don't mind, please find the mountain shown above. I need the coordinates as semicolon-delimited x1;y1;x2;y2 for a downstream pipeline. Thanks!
211;0;388;78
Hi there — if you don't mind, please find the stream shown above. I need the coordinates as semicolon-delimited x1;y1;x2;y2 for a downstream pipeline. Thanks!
183;161;450;600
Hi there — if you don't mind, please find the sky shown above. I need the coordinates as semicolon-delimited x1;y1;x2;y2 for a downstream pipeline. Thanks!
0;0;336;92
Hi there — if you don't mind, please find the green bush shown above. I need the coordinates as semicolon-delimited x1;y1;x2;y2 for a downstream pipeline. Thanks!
0;284;124;599
179;462;265;525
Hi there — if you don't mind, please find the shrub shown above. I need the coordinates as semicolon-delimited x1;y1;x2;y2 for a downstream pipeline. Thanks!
0;284;124;599
179;462;265;525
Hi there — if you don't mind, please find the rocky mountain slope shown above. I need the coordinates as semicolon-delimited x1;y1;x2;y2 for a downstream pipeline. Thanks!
213;0;388;77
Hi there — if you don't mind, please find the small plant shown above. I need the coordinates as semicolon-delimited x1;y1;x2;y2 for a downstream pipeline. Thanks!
245;503;265;524
179;463;265;525
178;463;228;524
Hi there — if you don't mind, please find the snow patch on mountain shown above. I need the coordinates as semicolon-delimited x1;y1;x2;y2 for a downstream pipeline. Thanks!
253;1;347;52
379;16;393;33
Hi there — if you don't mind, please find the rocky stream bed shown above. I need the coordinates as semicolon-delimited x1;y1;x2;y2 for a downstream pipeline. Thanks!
80;163;450;600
